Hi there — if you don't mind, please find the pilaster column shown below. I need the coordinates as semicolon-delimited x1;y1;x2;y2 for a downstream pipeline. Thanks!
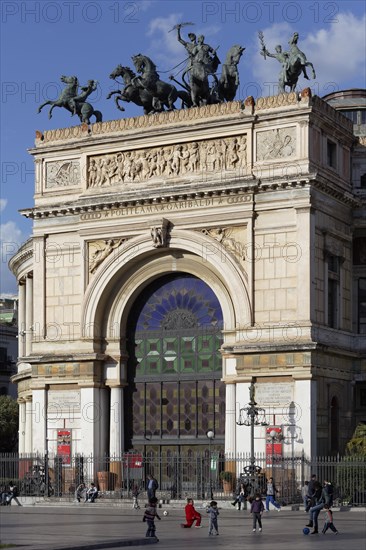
18;281;26;357
32;389;46;454
225;383;236;455
110;386;124;456
17;398;26;454
25;275;33;356
80;387;99;457
25;396;33;453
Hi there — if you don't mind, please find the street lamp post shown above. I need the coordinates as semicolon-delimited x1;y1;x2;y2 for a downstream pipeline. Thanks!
269;429;277;477
206;430;215;501
236;382;268;484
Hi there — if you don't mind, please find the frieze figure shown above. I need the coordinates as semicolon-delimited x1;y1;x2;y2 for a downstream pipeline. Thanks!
89;238;125;274
202;227;246;260
87;136;247;187
259;31;315;93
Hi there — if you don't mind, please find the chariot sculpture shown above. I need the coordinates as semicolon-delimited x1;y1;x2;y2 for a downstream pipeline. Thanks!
36;25;317;124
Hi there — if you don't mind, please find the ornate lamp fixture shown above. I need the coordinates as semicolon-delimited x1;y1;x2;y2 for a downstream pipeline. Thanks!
236;382;268;476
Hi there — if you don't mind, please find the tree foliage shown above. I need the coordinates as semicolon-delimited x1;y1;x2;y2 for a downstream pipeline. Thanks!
346;423;366;456
0;396;18;452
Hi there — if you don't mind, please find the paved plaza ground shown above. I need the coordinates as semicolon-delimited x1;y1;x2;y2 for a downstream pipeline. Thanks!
0;504;365;550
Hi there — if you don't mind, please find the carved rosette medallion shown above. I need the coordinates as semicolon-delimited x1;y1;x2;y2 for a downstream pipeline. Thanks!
256;127;296;161
45;160;80;188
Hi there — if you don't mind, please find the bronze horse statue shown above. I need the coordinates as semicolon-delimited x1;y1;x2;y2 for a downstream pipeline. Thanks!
131;54;179;112
260;31;316;93
37;76;102;123
218;45;245;102
108;65;155;114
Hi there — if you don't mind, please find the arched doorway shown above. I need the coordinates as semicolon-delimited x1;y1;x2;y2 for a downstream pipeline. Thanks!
124;273;225;456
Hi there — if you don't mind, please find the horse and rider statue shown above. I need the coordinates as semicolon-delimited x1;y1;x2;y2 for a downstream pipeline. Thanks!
37;25;315;123
107;23;244;115
259;31;316;93
37;75;102;124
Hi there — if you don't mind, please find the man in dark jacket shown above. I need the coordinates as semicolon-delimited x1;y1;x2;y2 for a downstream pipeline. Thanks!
306;481;324;534
146;474;158;501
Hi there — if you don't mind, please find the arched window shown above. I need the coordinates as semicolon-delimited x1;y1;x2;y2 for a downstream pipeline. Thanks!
124;273;224;454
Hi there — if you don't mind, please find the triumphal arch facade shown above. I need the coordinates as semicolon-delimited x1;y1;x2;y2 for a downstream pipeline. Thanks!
10;92;362;462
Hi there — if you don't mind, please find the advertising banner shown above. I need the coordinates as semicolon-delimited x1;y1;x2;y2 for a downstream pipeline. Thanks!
57;430;71;464
266;426;283;467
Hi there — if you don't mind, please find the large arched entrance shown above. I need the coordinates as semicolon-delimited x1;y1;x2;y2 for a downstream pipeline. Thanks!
124;273;225;457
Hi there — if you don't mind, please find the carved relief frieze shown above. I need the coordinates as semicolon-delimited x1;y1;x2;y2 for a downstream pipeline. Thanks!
201;226;247;262
45;160;80;188
88;238;126;275
87;135;247;188
256;127;296;161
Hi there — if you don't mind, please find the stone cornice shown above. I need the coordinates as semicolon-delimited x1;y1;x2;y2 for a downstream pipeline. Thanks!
19;171;360;219
20;179;260;219
31;93;354;151
8;238;33;276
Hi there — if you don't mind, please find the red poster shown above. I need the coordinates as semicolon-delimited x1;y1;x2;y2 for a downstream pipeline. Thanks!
57;430;71;464
124;453;143;468
266;427;283;466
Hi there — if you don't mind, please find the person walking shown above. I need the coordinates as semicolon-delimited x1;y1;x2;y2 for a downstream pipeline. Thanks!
146;474;158;501
265;477;281;511
7;482;22;506
143;497;161;541
322;504;338;534
132;484;140;510
206;500;219;536
181;498;202;528
323;480;334;507
251;493;264;532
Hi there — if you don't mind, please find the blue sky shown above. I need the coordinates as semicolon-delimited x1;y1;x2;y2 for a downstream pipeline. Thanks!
1;0;366;293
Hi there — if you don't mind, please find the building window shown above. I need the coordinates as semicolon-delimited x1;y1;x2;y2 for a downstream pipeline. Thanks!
359;388;366;407
327;140;337;169
327;254;340;328
330;396;339;453
358;278;366;334
361;174;366;189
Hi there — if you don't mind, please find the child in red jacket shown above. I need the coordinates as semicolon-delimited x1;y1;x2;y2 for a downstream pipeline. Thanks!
181;498;202;528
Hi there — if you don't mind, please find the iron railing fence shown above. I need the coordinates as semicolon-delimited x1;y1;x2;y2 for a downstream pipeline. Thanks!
0;452;365;505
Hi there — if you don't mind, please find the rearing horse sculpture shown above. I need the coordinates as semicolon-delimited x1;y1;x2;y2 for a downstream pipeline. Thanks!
37;75;102;123
37;75;78;119
131;54;179;112
218;45;245;102
108;65;155;114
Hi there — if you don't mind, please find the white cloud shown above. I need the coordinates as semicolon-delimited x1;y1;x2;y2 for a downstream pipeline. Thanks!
146;13;185;67
0;221;24;294
252;13;366;97
137;0;154;12
0;199;8;212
